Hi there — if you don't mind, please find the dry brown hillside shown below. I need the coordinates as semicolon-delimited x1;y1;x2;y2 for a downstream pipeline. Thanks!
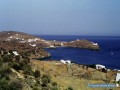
31;60;119;90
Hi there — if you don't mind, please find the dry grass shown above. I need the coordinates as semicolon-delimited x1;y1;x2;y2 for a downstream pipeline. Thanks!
30;60;119;90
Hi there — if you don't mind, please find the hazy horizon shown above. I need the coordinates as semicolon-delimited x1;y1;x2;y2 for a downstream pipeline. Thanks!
0;0;120;36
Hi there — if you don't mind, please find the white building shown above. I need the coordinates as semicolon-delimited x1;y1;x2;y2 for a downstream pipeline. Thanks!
30;44;36;47
92;42;98;46
61;43;64;46
49;45;55;48
60;60;71;64
96;64;105;69
13;51;19;56
116;73;120;82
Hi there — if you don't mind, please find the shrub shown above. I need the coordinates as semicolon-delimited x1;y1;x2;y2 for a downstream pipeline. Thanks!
34;70;41;78
15;56;20;62
20;59;29;67
42;87;49;90
42;77;49;87
26;57;30;63
0;64;12;78
33;87;40;90
88;64;96;69
51;87;58;90
9;50;13;54
12;61;21;70
41;75;51;87
2;55;10;62
51;82;57;87
0;56;3;66
42;75;51;83
68;87;73;90
0;78;10;90
23;65;34;75
3;51;7;55
10;81;23;90
81;71;92;80
20;52;30;59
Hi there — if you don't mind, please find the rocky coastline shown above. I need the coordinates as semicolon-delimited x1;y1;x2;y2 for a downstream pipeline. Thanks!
0;31;119;90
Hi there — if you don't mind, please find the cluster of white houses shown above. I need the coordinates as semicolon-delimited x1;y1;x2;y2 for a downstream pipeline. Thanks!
8;51;19;56
60;60;72;64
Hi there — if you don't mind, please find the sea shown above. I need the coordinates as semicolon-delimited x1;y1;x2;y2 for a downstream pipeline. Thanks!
39;35;120;70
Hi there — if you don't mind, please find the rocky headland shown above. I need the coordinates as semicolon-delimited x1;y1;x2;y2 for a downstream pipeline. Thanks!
0;31;100;50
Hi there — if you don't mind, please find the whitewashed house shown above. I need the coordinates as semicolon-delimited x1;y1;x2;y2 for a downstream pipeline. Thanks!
116;73;120;82
66;60;71;64
60;60;66;64
30;44;36;47
92;42;98;46
60;60;71;64
96;64;105;69
13;51;19;56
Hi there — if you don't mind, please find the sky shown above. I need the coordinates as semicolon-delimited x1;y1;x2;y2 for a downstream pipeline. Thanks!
0;0;120;36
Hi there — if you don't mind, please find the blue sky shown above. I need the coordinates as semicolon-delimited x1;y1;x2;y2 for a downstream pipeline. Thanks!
0;0;120;36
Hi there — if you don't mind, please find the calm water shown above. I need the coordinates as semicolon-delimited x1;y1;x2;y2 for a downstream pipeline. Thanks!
39;35;120;69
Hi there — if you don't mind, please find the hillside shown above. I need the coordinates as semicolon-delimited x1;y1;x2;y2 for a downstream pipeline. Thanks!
0;31;100;50
31;60;119;90
0;31;43;40
0;31;119;90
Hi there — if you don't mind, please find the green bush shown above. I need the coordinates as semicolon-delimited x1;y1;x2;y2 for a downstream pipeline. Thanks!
33;87;40;90
0;56;3;66
42;87;49;90
9;50;13;54
0;78;10;90
15;56;20;62
51;82;57;87
3;51;8;55
42;75;51;83
2;55;10;62
0;64;12;78
42;77;49;87
20;52;30;59
41;75;51;87
34;70;41;78
20;59;29;67
51;87;58;90
67;87;73;90
12;61;21;70
10;81;23;90
23;65;34;75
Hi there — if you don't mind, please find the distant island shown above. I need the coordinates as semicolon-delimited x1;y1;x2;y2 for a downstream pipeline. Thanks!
0;31;119;90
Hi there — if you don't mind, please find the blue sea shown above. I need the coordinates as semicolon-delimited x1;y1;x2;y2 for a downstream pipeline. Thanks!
39;35;120;70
